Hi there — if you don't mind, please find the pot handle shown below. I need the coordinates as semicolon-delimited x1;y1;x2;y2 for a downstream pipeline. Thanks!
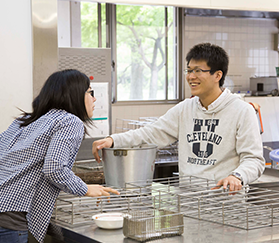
113;150;128;156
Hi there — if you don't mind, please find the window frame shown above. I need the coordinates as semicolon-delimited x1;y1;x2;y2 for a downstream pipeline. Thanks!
107;4;184;105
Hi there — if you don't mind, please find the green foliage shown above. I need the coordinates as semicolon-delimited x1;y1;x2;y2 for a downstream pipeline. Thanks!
117;5;164;27
81;2;106;48
116;5;167;98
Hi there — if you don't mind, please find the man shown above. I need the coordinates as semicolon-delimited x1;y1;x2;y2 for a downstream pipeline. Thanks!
92;43;265;192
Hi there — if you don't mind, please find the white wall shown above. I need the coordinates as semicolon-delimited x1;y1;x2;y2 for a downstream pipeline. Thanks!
57;1;71;47
184;16;279;98
0;0;33;133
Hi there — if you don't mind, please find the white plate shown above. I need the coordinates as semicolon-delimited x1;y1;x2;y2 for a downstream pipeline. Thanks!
92;213;124;229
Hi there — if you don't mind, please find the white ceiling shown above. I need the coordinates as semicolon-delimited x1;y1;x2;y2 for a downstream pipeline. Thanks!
58;0;279;12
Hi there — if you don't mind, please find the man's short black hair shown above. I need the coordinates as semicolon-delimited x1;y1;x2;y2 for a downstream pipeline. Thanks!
186;43;229;87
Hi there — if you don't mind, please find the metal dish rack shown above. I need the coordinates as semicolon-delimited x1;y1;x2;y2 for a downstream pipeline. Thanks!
114;117;159;134
126;175;279;230
52;186;180;228
52;175;279;235
114;117;179;164
52;186;184;241
123;209;184;242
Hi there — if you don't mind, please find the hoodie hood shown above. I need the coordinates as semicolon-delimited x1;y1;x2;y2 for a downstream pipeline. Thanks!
193;88;241;114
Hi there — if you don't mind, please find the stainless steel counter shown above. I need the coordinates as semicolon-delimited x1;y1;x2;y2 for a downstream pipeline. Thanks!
44;216;279;243
37;168;279;243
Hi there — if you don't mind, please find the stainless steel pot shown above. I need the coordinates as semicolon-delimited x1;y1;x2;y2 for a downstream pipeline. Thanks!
102;144;157;188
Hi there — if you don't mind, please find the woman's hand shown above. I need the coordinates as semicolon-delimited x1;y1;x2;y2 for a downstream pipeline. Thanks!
85;184;119;197
92;137;113;163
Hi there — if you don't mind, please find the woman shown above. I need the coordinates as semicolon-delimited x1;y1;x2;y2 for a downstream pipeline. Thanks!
0;69;119;243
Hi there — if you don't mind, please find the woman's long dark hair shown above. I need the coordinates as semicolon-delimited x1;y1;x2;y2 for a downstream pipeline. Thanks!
17;69;92;128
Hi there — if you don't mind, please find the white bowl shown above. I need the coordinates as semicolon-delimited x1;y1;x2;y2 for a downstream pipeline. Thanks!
92;213;124;229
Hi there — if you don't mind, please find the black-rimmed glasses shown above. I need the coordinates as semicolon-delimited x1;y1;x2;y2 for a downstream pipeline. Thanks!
184;68;211;76
86;89;94;97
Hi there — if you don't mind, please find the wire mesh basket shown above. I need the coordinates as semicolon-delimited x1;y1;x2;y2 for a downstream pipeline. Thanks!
114;118;146;133
156;141;178;164
123;209;184;242
126;175;279;230
52;188;157;227
114;117;179;164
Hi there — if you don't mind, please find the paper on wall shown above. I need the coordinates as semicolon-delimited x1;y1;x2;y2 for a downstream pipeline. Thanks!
90;82;109;119
85;82;109;138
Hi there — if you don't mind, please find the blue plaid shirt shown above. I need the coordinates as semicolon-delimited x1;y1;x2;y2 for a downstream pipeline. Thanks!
0;109;88;243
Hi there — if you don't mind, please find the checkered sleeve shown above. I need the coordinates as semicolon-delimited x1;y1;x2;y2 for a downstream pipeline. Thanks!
42;115;88;196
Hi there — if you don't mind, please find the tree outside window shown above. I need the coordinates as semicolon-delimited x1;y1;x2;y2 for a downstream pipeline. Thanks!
116;5;177;101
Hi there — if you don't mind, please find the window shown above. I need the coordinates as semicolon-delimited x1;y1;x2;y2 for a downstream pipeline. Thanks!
114;4;179;102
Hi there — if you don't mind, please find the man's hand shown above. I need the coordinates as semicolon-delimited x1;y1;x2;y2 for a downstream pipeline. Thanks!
92;137;114;163
85;184;119;197
211;175;242;194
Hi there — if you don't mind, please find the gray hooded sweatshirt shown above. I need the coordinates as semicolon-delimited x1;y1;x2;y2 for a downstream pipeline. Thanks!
111;89;265;185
